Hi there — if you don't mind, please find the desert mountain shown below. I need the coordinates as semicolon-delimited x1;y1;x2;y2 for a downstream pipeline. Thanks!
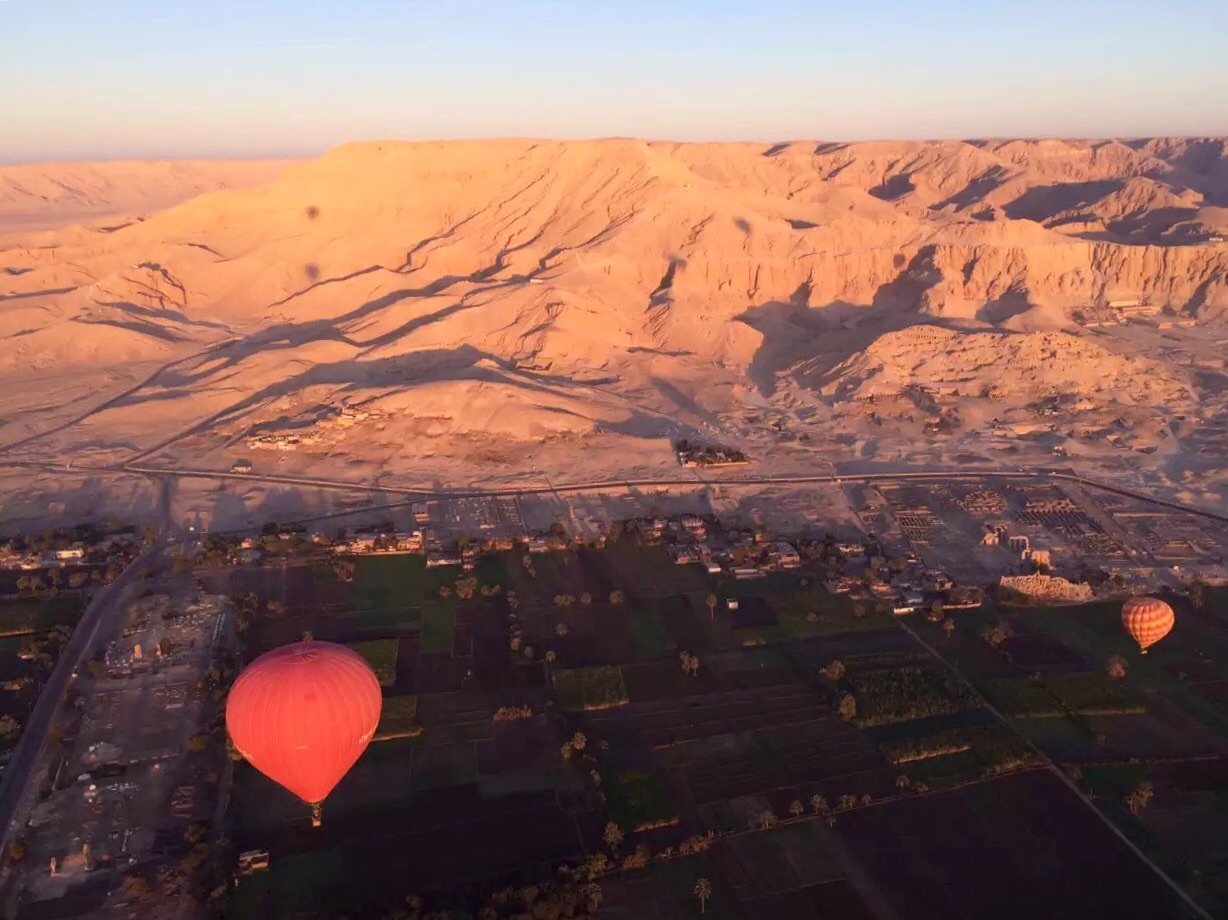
0;159;296;233
1;138;1227;513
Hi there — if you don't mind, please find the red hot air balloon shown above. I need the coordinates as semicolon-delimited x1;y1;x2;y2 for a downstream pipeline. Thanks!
226;641;382;825
1121;596;1175;654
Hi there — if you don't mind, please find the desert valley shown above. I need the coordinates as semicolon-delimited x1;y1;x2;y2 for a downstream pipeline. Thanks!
1;138;1228;527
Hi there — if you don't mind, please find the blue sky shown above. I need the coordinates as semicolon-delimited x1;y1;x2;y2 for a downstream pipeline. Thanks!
2;0;1226;162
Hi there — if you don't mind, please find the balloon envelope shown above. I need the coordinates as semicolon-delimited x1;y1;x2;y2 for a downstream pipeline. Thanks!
226;641;382;804
1121;596;1174;652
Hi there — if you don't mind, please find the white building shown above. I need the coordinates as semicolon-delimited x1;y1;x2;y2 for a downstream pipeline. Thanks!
426;552;462;568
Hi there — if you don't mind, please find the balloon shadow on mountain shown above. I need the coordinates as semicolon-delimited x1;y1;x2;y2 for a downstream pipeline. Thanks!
976;291;1032;324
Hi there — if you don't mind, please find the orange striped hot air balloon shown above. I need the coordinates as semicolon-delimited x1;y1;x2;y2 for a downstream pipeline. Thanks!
1121;596;1174;654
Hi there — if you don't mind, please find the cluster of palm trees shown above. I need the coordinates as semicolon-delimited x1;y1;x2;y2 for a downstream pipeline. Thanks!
748;790;877;833
560;730;588;762
552;592;594;607
17;568;95;595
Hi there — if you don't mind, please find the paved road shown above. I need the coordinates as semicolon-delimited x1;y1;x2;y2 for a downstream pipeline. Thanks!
0;541;161;853
3;457;1227;530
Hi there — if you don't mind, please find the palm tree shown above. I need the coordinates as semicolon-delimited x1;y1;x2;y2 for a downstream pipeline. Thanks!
580;592;592;605
837;693;857;722
788;800;804;819
809;794;829;815
942;618;956;639
694;878;712;914
609;590;624;604
1125;781;1155;816
822;659;846;682
582;882;603;912
896;775;911;794
603;821;624;852
982;623;1008;649
706;594;717;620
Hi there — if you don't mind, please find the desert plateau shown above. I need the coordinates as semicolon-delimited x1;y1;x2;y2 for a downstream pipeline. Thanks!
2;137;1228;527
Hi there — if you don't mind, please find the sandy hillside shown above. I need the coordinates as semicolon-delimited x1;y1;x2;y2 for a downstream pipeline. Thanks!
1;137;1227;519
0;159;297;233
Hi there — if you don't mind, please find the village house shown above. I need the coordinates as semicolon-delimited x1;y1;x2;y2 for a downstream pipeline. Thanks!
771;541;801;569
680;515;707;538
1027;548;1052;568
395;532;423;552
335;535;376;555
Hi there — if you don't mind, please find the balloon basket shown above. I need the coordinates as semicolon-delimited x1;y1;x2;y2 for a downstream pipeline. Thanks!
310;803;322;828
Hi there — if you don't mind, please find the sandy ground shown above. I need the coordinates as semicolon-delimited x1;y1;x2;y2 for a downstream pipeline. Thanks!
1;138;1227;524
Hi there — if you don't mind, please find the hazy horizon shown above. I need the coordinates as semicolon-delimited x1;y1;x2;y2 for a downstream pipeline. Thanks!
3;0;1228;163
